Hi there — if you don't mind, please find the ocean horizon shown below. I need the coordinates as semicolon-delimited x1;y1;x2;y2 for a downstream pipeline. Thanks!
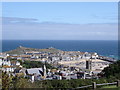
2;40;118;59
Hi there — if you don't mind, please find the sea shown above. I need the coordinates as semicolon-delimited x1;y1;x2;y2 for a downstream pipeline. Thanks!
1;40;119;60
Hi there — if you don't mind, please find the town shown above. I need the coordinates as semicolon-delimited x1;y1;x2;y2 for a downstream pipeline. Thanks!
0;46;117;82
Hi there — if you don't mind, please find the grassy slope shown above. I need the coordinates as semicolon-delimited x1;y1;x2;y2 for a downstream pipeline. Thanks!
99;85;120;90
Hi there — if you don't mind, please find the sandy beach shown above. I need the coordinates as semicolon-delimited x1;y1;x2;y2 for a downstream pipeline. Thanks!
58;59;110;71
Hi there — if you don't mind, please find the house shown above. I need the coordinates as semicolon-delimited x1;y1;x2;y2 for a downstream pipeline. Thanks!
83;52;91;60
91;53;98;59
0;53;9;59
31;55;39;59
20;55;32;58
25;51;40;55
2;66;15;72
61;55;71;61
2;59;21;73
2;59;11;66
26;68;43;81
52;56;60;61
26;65;47;81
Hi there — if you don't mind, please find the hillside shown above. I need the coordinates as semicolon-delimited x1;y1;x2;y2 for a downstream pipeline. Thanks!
5;46;62;55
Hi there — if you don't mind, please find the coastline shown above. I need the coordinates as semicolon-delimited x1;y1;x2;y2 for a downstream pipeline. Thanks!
2;40;118;59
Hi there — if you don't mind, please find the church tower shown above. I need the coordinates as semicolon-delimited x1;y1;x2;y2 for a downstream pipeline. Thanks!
86;59;92;70
43;64;46;79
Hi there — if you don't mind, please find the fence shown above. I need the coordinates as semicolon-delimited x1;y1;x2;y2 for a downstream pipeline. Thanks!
72;80;120;89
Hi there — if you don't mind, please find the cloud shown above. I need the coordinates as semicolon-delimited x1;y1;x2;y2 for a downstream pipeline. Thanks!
1;17;71;25
1;17;118;40
1;17;38;24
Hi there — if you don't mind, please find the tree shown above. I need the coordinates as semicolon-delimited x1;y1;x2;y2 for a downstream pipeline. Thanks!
14;78;32;88
22;60;55;69
2;72;13;89
102;60;120;79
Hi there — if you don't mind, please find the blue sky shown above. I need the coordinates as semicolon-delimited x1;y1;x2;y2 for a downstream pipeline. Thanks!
2;2;118;40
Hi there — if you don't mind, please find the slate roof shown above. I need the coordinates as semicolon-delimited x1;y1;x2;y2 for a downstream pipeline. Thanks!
26;68;43;75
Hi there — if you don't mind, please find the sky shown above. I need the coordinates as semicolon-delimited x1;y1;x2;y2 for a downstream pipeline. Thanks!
2;2;118;40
